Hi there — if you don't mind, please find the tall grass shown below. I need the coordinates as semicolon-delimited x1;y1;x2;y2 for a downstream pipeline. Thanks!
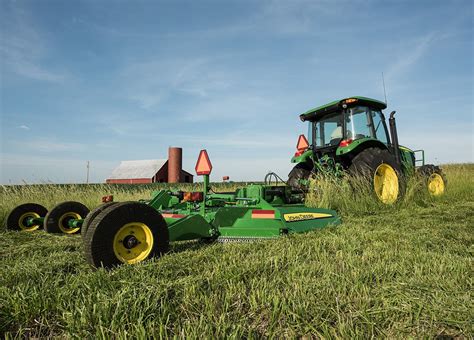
0;164;472;338
305;164;474;217
0;182;245;230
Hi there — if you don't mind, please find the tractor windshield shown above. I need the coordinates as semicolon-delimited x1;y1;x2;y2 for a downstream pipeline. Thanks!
345;106;388;144
310;106;389;149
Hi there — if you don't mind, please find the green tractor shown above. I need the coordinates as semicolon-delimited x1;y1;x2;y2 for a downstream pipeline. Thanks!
288;96;447;204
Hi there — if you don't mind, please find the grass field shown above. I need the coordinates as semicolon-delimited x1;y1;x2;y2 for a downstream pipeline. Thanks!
1;165;473;338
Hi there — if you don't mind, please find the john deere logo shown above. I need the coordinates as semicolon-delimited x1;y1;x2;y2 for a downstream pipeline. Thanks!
284;212;333;222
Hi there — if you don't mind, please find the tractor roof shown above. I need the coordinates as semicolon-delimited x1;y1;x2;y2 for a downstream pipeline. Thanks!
299;96;387;122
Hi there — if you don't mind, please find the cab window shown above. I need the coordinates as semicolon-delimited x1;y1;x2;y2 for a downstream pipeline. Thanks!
345;106;372;140
314;112;344;147
371;109;388;144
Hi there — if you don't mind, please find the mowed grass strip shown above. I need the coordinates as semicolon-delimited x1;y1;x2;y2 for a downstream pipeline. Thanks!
0;164;473;338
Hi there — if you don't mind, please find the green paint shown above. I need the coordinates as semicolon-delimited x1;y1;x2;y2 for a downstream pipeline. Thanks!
26;217;44;227
144;181;340;242
291;149;313;164
336;137;388;156
69;219;83;228
148;190;177;210
300;96;387;121
399;145;416;174
201;174;210;215
168;214;215;241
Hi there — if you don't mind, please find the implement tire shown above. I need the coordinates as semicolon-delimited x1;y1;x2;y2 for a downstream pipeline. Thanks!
349;147;405;204
417;164;447;197
84;202;169;269
5;203;48;231
44;201;90;234
81;202;118;239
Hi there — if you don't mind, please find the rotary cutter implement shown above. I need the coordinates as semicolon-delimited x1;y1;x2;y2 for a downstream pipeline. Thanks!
5;150;340;269
83;150;340;268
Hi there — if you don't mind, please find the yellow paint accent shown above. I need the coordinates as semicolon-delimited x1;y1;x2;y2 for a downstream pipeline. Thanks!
398;145;413;152
374;163;399;204
58;212;81;234
283;212;333;222
428;173;445;196
113;222;154;264
19;212;41;231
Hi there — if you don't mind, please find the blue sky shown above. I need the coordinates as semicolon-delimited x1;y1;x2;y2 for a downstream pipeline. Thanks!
1;0;472;184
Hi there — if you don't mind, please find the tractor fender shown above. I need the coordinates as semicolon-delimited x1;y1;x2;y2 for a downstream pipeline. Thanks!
291;149;314;164
336;138;388;160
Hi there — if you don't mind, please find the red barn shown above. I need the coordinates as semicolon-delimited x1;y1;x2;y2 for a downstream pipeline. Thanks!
106;147;193;184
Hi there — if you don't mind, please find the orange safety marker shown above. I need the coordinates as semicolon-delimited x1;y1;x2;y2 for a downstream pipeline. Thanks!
195;149;213;175
296;134;309;152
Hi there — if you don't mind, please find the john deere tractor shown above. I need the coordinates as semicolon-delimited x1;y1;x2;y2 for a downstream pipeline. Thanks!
288;96;446;204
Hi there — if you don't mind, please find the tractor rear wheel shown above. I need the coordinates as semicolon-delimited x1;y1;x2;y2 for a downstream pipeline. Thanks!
5;203;48;231
83;202;169;269
417;164;447;197
349;147;405;204
44;201;90;234
288;161;313;190
81;202;117;239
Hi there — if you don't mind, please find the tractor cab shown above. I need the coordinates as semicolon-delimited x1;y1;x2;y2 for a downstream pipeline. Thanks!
310;105;390;148
299;97;390;162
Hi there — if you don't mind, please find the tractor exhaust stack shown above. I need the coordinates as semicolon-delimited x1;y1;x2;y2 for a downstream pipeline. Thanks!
388;111;401;167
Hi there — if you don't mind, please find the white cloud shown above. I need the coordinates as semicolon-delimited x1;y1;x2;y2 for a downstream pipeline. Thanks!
385;33;436;82
0;5;67;82
18;125;30;130
121;57;235;110
14;139;86;152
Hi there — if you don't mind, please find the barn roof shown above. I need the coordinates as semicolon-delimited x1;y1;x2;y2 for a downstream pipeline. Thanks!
108;159;167;179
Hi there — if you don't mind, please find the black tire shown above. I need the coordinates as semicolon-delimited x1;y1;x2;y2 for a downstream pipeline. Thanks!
44;201;90;234
81;202;118;239
348;147;405;204
5;203;48;231
288;161;313;190
417;164;447;197
84;202;169;269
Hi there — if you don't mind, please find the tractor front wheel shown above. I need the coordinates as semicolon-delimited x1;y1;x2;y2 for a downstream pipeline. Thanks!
349;147;405;204
5;203;48;231
44;201;90;234
83;202;169;269
417;164;447;197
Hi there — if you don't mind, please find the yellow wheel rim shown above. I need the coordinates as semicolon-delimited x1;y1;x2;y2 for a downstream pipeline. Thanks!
18;212;41;231
374;163;399;204
58;212;81;234
428;173;445;196
113;222;154;264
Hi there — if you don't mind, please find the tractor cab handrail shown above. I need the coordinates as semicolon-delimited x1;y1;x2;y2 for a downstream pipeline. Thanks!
413;149;425;166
